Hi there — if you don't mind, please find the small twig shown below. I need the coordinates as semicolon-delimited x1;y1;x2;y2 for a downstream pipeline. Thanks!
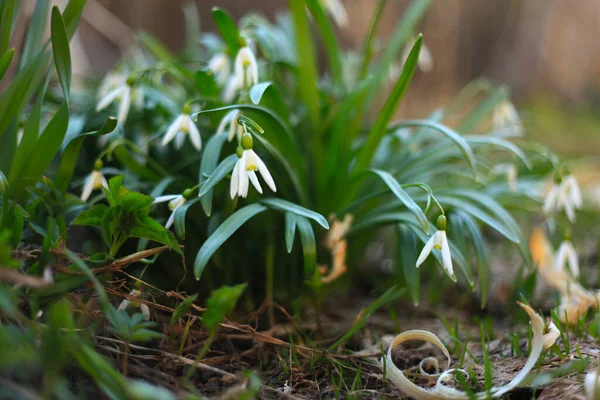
95;336;236;378
0;267;52;288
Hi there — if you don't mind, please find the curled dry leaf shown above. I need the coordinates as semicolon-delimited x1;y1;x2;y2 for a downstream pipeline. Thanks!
530;227;600;323
319;214;353;284
382;302;558;399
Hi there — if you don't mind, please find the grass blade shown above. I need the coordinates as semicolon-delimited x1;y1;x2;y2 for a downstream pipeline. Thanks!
51;6;72;102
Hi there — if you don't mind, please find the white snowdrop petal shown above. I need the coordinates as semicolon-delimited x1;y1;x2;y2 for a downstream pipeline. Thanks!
543;185;559;214
165;210;176;229
187;117;202;150
81;174;95;201
162;115;183;146
96;87;124;111
247;170;263;194
256;155;276;192
153;195;180;204
230;159;240;199
118;87;132;124
416;234;436;267
439;231;454;277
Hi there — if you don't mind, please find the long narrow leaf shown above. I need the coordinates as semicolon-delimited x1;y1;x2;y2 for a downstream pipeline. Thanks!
354;35;422;173
199;133;228;216
370;169;429;233
295;215;316;278
285;212;297;253
261;197;329;229
194;204;267;279
51;6;72;102
198;154;237;197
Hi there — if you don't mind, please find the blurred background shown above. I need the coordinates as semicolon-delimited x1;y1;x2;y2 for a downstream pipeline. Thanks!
12;0;600;159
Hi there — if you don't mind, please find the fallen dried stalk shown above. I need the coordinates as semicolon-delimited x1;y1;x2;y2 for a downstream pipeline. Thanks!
0;267;53;288
382;302;558;399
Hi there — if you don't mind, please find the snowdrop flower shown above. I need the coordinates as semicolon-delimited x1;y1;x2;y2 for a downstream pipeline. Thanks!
401;39;433;73
216;109;244;143
223;46;259;102
555;239;579;278
162;105;202;150
97;71;126;100
493;163;518;192
416;215;453;277
492;100;523;137
96;76;140;125
230;133;276;199
153;188;193;229
585;369;600;400
208;53;231;85
543;174;582;222
81;160;108;202
320;0;348;28
117;289;150;321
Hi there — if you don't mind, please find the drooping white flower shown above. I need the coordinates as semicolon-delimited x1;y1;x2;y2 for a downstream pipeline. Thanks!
96;76;142;125
400;40;433;73
216;109;244;142
543;174;582;223
492;100;524;137
208;53;231;85
415;215;453;277
117;289;150;321
555;240;579;278
153;192;190;229
223;46;259;102
320;0;349;28
585;369;600;400
162;109;202;150
230;134;276;199
81;162;108;202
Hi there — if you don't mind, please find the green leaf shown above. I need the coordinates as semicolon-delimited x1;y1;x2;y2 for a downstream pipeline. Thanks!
328;285;404;351
72;205;109;226
170;293;199;325
396;119;478;181
18;104;69;189
466;135;531;169
62;0;87;39
436;195;519;244
198;154;237;197
397;225;420;305
370;169;429;234
51;6;72;102
249;81;273;105
136;31;174;61
18;0;49;70
289;0;321;134
0;47;13;81
194;204;267;280
284;212;297;253
174;198;200;240
130;214;180;254
195;68;220;98
203;283;246;332
304;0;342;87
261;197;329;229
354;35;422;173
295;215;316;278
456;212;490;308
0;0;19;56
55;117;117;193
211;7;241;54
199;133;228;216
349;212;414;235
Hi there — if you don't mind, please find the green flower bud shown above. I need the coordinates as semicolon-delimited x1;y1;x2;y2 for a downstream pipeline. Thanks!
94;159;104;171
126;76;136;86
236;146;244;158
241;132;253;150
182;188;194;199
182;104;191;115
436;214;447;231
